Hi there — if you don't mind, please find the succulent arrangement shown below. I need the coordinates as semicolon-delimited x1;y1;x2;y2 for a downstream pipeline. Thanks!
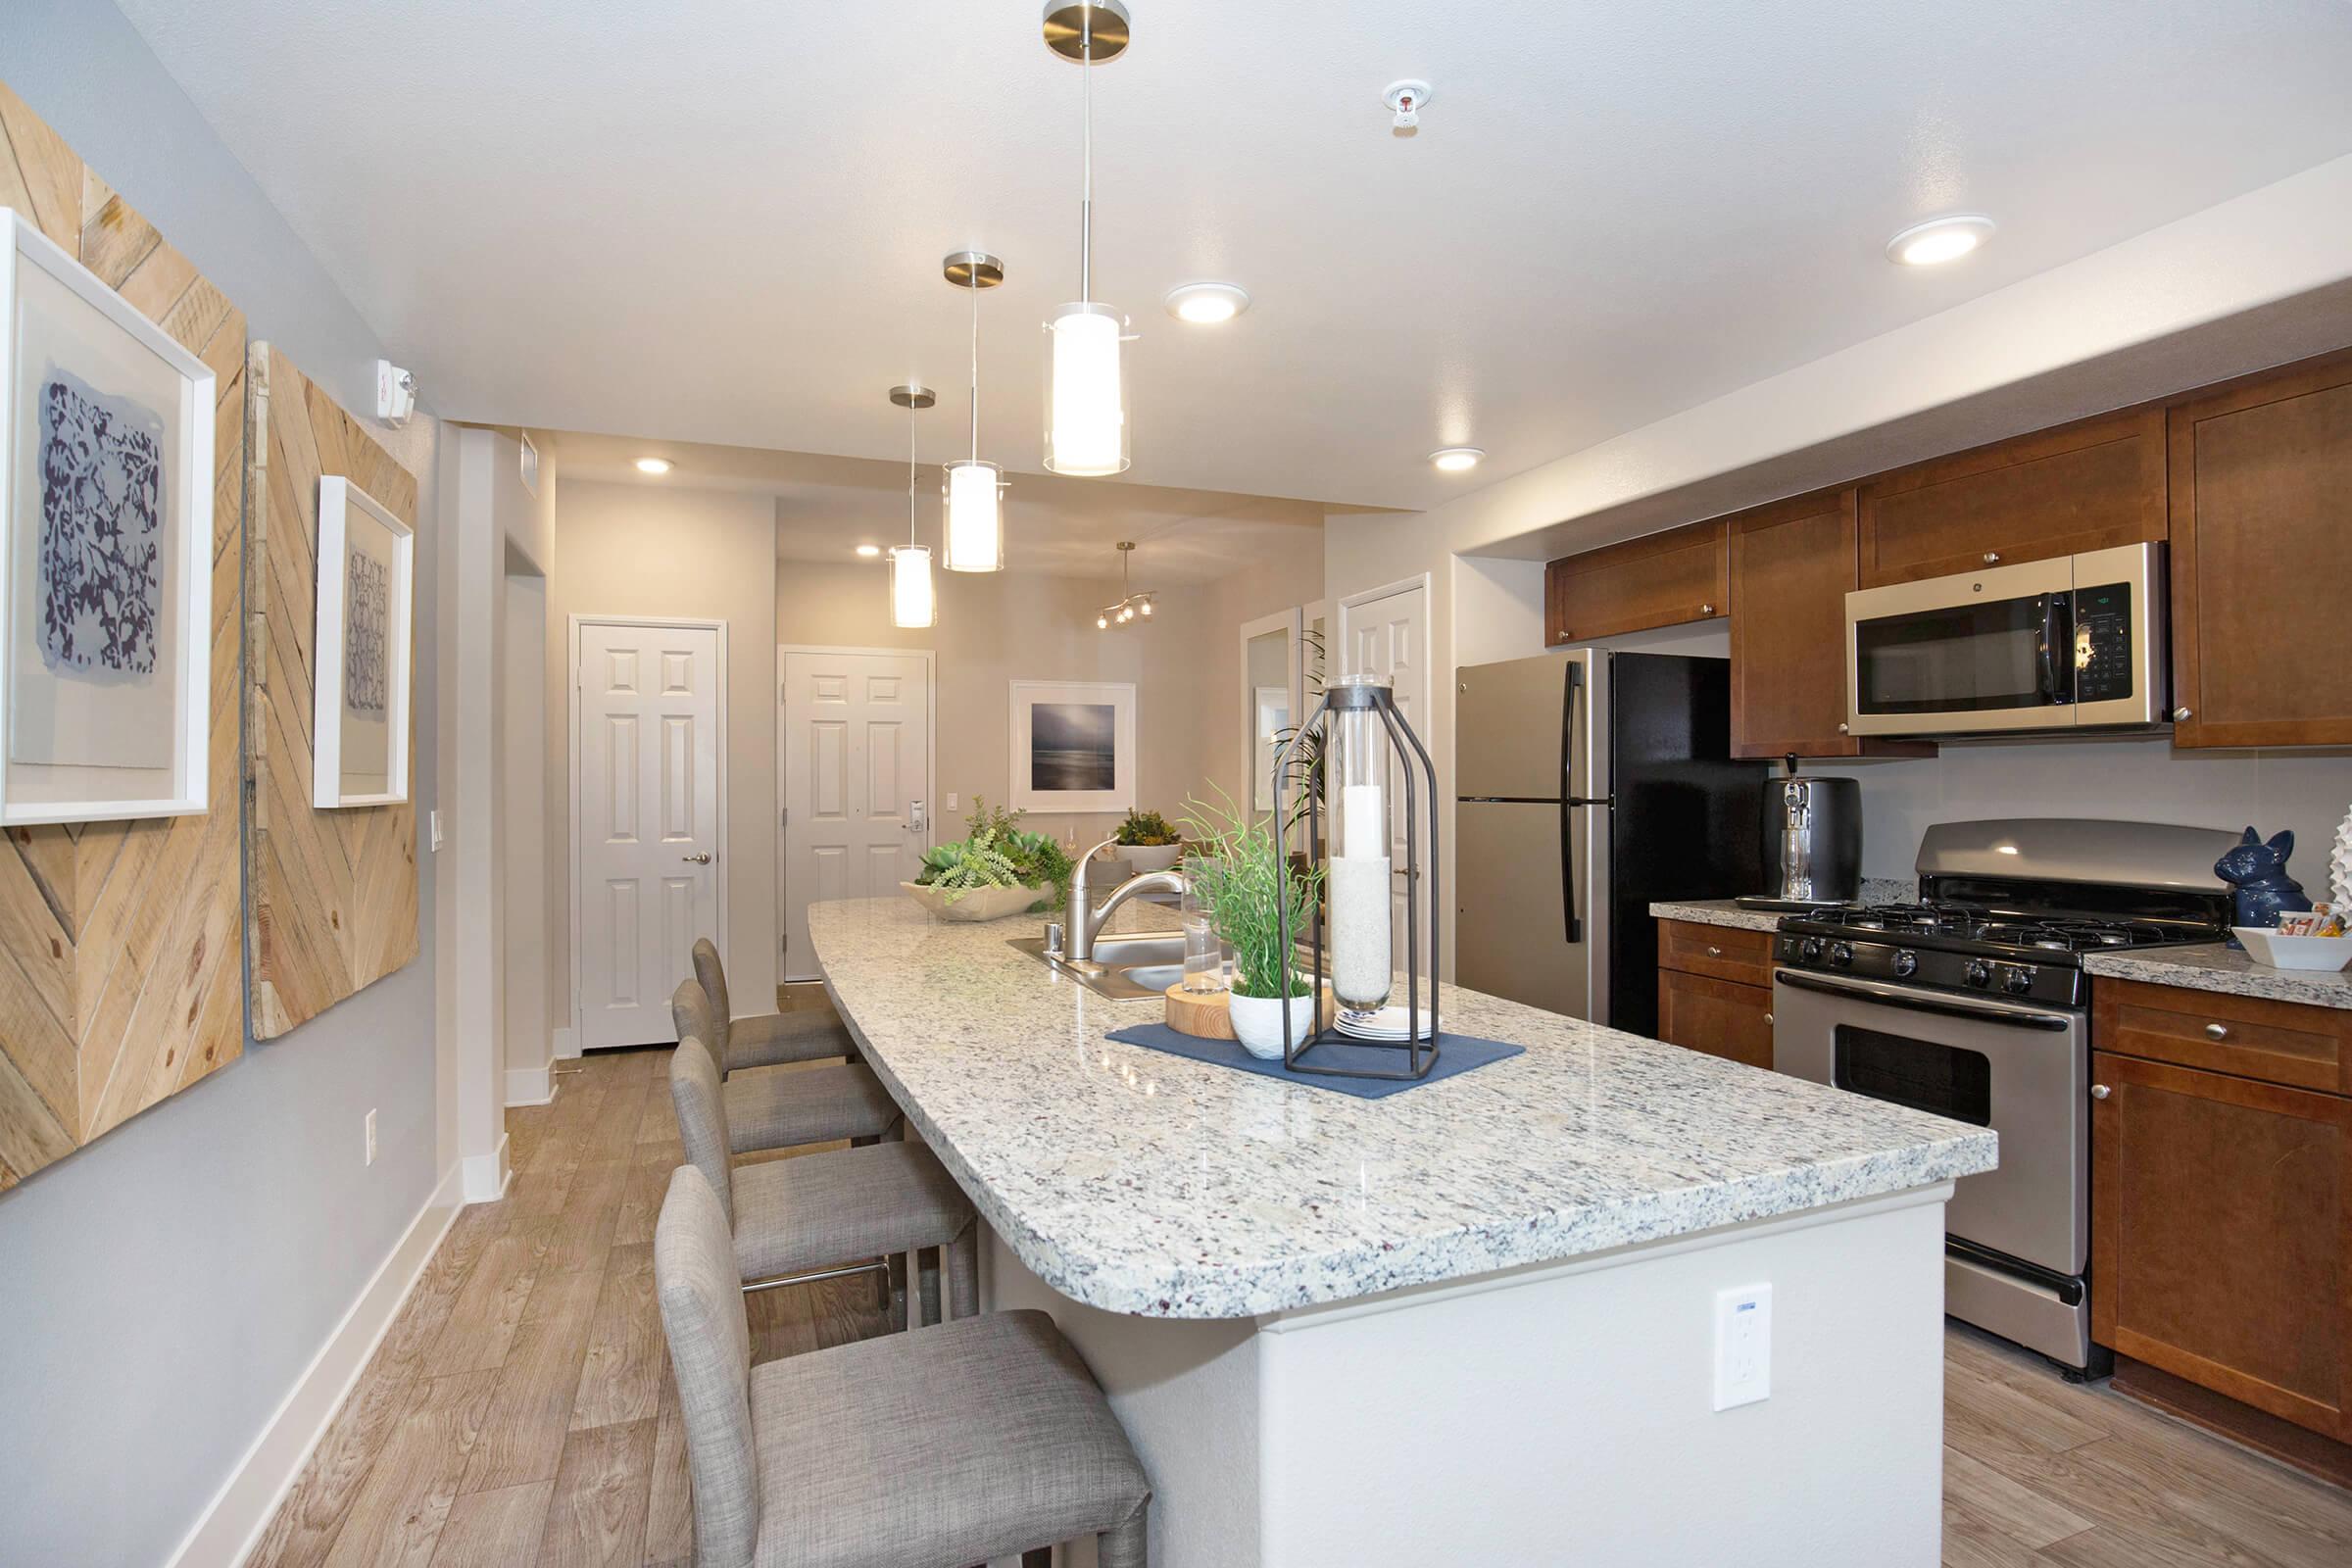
914;797;1076;910
1115;808;1181;848
1181;785;1323;1000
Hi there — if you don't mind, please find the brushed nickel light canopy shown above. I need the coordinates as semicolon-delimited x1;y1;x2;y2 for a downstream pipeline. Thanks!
1042;0;1130;62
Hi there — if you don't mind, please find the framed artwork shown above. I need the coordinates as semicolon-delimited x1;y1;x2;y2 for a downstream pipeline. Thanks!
313;476;415;807
0;211;216;826
1010;679;1136;813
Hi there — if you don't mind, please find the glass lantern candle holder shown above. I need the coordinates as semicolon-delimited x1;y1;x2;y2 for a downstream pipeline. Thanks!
1327;675;1394;1009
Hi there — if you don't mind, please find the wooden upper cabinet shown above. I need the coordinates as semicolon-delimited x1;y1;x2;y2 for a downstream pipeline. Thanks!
1726;488;1932;760
1856;407;2167;588
2167;350;2352;748
1545;519;1727;645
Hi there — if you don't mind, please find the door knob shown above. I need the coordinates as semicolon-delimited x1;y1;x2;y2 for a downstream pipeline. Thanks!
681;852;712;863
2172;706;2192;722
2090;1084;2111;1100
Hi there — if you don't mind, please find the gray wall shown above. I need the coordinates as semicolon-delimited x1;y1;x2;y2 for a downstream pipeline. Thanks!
0;5;445;1564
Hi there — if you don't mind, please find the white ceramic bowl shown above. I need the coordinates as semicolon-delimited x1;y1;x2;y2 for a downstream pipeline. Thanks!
2232;926;2352;971
903;881;1044;923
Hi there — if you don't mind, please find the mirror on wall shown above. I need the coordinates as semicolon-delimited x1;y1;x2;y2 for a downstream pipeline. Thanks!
1238;609;1302;818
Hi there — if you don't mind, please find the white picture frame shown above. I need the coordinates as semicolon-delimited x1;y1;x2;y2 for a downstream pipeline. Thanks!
313;476;415;808
1009;678;1136;814
0;210;215;825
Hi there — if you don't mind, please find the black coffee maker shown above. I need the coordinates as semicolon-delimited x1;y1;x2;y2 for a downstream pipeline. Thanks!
1755;755;1860;905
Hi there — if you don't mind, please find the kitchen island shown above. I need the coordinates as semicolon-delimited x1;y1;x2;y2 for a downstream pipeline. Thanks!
808;896;1996;1567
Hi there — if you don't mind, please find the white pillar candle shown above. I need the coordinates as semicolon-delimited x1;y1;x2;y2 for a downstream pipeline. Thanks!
1342;783;1386;857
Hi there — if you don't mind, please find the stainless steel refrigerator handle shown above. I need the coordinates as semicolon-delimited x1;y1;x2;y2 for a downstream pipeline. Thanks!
1773;969;2073;1030
1560;661;1583;945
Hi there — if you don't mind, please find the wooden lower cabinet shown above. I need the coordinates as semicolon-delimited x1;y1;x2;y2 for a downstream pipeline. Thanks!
1656;966;1773;1071
2090;1048;2350;1443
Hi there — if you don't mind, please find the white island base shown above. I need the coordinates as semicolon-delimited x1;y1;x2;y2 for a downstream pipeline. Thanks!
985;1183;1952;1568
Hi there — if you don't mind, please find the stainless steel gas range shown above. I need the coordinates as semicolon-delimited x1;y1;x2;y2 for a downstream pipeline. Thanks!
1768;818;2240;1372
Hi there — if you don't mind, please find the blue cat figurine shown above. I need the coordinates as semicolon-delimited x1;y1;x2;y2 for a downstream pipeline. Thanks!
2214;827;2314;940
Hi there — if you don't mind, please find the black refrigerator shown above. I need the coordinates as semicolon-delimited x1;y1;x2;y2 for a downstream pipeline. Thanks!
1454;651;1765;1037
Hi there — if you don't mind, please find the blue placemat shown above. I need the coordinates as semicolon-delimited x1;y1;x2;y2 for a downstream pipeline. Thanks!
1103;1022;1525;1099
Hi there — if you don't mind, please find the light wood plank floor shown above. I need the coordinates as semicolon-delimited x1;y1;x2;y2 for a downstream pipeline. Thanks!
251;1027;2352;1567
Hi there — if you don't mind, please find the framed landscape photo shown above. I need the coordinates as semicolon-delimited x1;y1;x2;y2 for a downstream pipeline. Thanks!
0;210;215;826
1009;679;1136;813
313;476;414;808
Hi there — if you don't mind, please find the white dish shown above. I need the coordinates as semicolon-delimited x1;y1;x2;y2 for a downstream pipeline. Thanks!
2232;926;2352;971
1337;1004;1436;1042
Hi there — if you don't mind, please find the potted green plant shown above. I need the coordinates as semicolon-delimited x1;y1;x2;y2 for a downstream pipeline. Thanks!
906;798;1077;921
1183;788;1324;1058
1116;807;1185;874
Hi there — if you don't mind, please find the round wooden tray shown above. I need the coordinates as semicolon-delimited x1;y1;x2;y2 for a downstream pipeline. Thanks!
1163;982;1337;1040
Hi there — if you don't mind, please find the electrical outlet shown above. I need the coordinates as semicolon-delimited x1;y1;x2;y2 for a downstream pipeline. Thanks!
945;792;958;812
429;809;445;851
365;1108;378;1167
1713;1283;1772;1410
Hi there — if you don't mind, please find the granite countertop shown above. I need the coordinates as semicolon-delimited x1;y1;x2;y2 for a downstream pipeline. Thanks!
2083;943;2352;1011
808;896;1996;1320
1650;879;1916;934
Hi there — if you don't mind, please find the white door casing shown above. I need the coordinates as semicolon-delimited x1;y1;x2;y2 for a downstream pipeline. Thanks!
571;618;725;1049
1339;578;1431;974
779;647;934;981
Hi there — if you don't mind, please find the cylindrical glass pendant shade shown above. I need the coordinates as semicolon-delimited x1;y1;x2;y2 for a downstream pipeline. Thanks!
943;461;1004;571
1044;302;1128;475
1328;675;1394;1009
888;544;935;628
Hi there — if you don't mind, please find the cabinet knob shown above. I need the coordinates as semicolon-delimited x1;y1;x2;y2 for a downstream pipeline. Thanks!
1763;1012;1774;1026
1982;551;2002;564
2205;1022;2229;1040
2172;706;2192;722
1699;603;1717;616
1837;721;1850;734
2090;1084;2111;1100
1707;945;1723;956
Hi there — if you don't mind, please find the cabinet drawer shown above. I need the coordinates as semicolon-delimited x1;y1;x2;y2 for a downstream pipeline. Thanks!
1546;519;1727;644
1656;919;1773;988
1657;969;1774;1070
2094;978;2351;1095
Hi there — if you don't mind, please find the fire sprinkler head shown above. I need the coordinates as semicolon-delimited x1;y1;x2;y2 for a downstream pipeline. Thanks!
1384;78;1432;131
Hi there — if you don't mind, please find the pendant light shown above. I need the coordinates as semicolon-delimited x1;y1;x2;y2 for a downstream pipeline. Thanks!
942;251;1006;571
1041;1;1131;477
887;383;937;628
1094;540;1154;629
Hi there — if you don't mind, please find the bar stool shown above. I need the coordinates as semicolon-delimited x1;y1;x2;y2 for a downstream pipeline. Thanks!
692;937;859;1073
673;981;898;1153
669;1033;975;1321
655;1165;1152;1568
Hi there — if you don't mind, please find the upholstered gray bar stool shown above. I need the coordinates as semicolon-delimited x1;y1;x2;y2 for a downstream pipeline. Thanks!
692;938;859;1073
669;1034;975;1321
656;1165;1152;1568
673;981;899;1153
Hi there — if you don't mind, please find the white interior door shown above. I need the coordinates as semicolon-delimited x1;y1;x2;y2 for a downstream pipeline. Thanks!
575;620;723;1048
781;649;933;980
1342;582;1429;973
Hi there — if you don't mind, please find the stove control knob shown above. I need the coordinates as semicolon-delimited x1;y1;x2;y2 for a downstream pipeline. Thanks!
1828;942;1853;968
1964;959;1993;988
1800;937;1825;961
1891;949;1918;978
2002;965;2034;996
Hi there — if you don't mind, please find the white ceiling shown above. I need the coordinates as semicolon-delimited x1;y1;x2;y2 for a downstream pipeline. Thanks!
120;0;2352;512
555;428;1328;584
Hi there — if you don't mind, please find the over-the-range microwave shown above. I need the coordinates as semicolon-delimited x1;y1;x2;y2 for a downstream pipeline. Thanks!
1844;542;2169;737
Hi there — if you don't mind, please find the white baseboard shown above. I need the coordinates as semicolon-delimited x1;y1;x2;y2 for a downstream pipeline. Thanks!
460;1132;512;1204
552;1023;580;1059
504;1063;556;1106
165;1159;466;1568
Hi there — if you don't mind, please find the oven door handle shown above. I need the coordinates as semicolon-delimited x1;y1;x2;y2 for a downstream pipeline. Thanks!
1773;969;2074;1031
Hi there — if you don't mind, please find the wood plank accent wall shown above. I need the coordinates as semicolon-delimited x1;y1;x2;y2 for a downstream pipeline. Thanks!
0;81;248;1188
243;347;419;1038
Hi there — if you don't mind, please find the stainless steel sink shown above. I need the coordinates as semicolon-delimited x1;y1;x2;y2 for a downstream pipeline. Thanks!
1007;933;1190;1002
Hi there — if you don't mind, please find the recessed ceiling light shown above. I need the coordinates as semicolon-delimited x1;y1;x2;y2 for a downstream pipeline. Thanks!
855;544;881;558
1429;447;1484;473
1165;281;1250;324
1885;214;1995;267
635;457;673;474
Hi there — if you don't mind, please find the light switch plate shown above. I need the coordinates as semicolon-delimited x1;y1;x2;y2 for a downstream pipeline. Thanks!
945;792;958;812
1713;1283;1772;1410
365;1108;378;1167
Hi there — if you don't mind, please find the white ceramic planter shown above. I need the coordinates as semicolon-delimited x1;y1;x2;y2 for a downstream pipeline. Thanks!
1123;843;1184;873
1228;989;1316;1060
902;881;1044;922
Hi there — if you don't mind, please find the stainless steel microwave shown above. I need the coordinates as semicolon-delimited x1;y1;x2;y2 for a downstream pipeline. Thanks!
1844;542;2168;737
